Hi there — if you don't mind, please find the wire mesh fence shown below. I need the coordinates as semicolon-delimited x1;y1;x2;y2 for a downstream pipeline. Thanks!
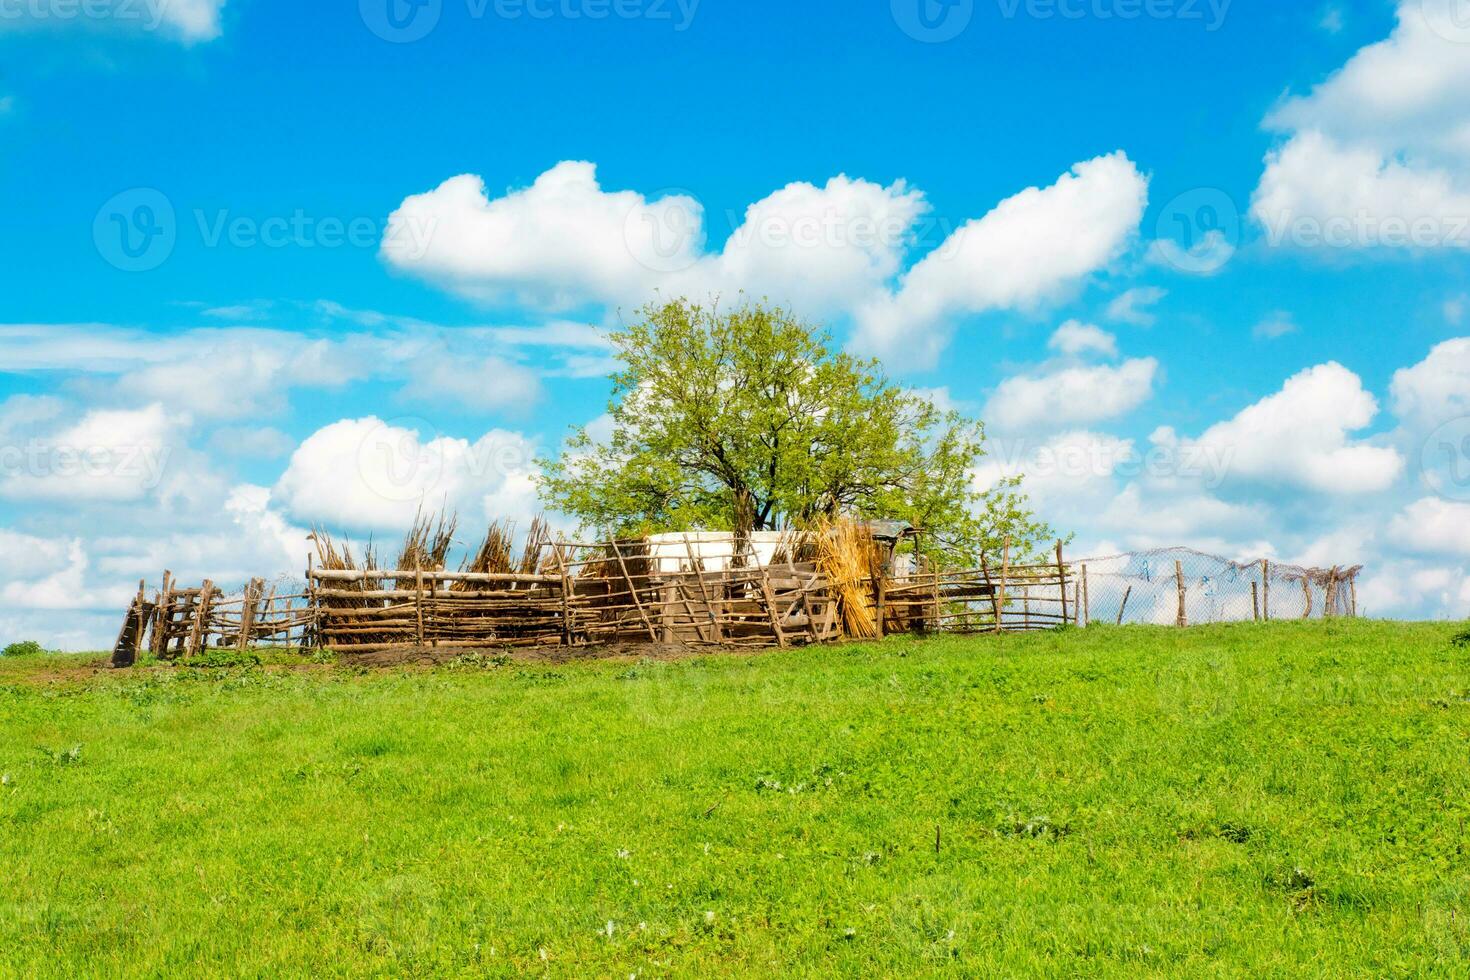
1075;548;1360;627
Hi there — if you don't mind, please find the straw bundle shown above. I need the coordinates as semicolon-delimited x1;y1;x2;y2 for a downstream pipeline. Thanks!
814;518;882;639
396;507;457;574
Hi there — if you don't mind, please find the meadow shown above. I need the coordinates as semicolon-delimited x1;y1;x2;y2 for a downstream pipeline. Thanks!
2;621;1467;976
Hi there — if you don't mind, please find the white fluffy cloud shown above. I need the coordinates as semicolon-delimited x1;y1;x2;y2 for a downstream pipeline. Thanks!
1389;336;1470;428
273;417;541;532
854;152;1149;367
1048;320;1118;358
384;154;1149;369
1389;497;1470;556
984;356;1157;432
0;402;179;502
1253;1;1470;251
1105;286;1166;326
1162;362;1403;494
382;161;930;318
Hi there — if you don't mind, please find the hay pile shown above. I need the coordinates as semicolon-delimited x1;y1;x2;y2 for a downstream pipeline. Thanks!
814;518;883;639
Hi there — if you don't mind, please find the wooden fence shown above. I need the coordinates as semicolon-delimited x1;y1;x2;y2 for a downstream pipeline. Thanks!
109;539;1361;666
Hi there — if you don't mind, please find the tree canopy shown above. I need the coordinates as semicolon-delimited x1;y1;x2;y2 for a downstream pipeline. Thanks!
537;299;1052;563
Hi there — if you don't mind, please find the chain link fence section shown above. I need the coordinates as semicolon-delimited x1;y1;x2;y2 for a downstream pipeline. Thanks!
1075;548;1361;626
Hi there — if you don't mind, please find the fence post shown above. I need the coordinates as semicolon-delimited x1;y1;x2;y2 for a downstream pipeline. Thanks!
237;578;260;651
997;538;1010;634
1252;581;1260;621
1261;559;1270;621
1324;567;1339;618
414;568;426;649
1301;576;1312;619
609;539;659;643
1349;573;1358;618
1056;541;1068;626
1116;585;1131;625
1174;560;1187;628
554;538;577;647
1081;564;1089;627
187;580;214;660
152;569;173;656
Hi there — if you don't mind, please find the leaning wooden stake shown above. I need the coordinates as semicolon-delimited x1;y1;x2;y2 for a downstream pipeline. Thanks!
682;536;720;644
1174;560;1187;628
1116;585;1132;625
414;568;426;649
552;537;577;647
609;539;659;643
237;578;262;651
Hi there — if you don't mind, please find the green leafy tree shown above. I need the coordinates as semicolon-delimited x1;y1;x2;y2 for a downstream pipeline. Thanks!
537;299;1052;564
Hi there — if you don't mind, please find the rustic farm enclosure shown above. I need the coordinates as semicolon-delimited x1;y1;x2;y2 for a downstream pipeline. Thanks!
108;519;1365;667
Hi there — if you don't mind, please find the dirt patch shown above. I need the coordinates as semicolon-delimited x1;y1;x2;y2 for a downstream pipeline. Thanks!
336;640;779;669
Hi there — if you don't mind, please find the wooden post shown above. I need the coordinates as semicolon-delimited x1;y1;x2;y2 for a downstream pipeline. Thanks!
1349;573;1358;618
1252;581;1260;621
187;580;214;659
1261;560;1271;622
151;570;173;656
1174;560;1187;628
930;564;941;635
609;539;659;643
1301;576;1312;619
1324;567;1339;618
414;568;426;649
237;578;262;651
876;575;887;637
1116;585;1132;625
997;538;1010;634
552;538;576;647
132;578;148;654
1056;541;1068;626
981;550;1001;633
757;564;788;648
1081;564;1089;627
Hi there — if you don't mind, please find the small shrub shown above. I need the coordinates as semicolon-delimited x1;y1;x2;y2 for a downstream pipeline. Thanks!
3;640;45;658
186;649;262;669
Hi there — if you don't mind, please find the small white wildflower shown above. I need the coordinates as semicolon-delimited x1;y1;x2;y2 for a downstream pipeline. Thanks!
1;773;10;786
704;910;715;924
638;921;647;931
538;947;549;961
616;848;630;859
604;920;615;938
843;927;856;940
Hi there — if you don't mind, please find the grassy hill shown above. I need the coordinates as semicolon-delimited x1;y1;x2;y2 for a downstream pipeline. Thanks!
2;621;1467;976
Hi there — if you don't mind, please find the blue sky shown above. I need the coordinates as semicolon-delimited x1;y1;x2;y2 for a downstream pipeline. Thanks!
2;0;1469;647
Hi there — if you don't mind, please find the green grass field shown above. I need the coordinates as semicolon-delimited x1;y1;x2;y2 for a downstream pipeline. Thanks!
3;621;1468;976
